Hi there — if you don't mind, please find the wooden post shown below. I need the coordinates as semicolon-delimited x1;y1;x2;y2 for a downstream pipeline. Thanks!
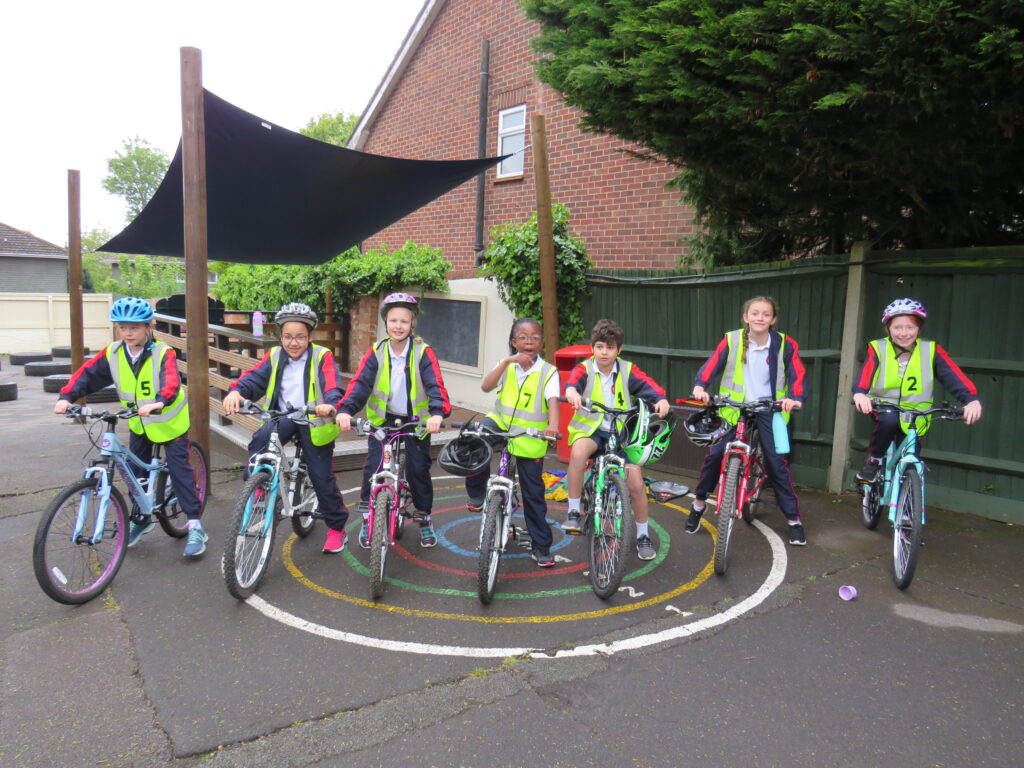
181;47;210;456
828;241;870;493
67;170;84;374
530;114;560;356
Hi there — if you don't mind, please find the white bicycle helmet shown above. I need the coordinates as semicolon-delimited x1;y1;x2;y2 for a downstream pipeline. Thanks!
380;292;419;319
881;298;927;324
274;302;318;331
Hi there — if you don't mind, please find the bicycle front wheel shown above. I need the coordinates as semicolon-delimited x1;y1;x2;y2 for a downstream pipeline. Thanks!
369;488;394;600
714;456;742;575
156;441;210;538
477;491;505;605
290;470;318;538
222;472;276;600
33;478;129;604
892;468;924;590
588;472;634;600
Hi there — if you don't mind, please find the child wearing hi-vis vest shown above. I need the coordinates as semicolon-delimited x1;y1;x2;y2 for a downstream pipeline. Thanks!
223;303;351;553
54;297;206;557
562;319;671;562
688;296;808;546
336;293;451;550
852;298;982;483
464;317;560;567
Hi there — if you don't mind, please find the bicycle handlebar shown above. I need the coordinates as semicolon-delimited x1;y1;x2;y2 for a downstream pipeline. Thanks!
556;396;638;416
238;399;319;424
452;421;561;443
867;399;964;420
63;404;137;420
352;417;446;439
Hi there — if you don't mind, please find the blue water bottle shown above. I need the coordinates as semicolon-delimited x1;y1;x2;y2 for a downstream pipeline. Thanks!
772;411;790;454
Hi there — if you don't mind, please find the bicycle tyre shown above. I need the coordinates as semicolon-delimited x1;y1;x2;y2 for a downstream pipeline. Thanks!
861;479;883;530
714;456;742;575
156;440;210;538
33;478;129;604
588;471;634;600
290;470;317;538
741;445;765;524
892;468;924;590
477;491;504;605
368;488;394;600
222;472;276;600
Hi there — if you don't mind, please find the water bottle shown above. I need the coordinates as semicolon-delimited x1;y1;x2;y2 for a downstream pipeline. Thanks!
252;311;264;337
772;411;791;454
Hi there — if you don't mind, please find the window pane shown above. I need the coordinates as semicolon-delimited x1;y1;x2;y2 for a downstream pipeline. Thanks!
500;107;525;131
498;133;524;175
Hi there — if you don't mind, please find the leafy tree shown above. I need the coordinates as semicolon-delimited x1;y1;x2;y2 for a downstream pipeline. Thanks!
102;137;170;222
525;0;1024;265
478;203;591;346
80;227;181;298
213;242;451;312
300;112;359;147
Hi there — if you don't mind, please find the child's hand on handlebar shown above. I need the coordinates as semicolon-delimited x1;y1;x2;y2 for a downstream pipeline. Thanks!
779;397;801;413
138;402;165;417
223;390;244;415
425;414;443;434
314;404;336;419
963;400;982;425
852;393;873;414
565;388;583;410
691;386;710;404
53;399;70;415
336;412;353;431
653;398;670;417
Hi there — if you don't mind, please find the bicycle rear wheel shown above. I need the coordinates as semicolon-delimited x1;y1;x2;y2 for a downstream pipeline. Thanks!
290;470;318;538
33;478;129;604
892;468;924;589
222;471;276;600
369;488;394;600
477;491;505;605
741;445;765;524
588;472;634;600
156;441;210;538
714;456;742;575
861;479;883;530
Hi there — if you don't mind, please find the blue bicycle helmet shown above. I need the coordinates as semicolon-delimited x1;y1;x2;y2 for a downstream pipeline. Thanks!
109;297;154;323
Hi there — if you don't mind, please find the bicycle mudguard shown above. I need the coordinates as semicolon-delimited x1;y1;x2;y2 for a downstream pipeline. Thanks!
647;480;690;503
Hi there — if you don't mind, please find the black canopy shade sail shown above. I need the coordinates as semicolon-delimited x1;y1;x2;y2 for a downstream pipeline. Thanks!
99;90;504;264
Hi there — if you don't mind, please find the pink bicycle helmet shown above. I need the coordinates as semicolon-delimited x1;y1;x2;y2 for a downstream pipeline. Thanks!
380;292;419;319
881;298;927;324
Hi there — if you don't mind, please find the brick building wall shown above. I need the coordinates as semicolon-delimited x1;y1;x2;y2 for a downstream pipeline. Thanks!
357;0;696;275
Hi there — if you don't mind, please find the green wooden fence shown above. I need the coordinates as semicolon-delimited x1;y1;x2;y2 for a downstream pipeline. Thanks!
581;246;1024;524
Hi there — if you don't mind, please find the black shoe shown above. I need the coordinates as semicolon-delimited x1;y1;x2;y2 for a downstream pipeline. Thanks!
856;460;881;483
788;523;807;546
685;505;705;534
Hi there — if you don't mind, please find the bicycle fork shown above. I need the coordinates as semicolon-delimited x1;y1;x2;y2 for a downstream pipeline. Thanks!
480;475;516;548
369;469;399;542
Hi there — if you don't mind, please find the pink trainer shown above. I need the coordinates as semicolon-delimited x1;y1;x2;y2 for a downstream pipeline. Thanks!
323;528;347;553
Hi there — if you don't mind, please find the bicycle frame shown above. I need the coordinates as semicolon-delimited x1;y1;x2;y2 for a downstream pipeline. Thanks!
364;422;417;543
875;418;927;527
76;420;163;545
480;438;520;548
716;417;766;520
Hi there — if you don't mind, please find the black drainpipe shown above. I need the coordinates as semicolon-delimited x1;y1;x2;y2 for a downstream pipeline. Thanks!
474;39;491;263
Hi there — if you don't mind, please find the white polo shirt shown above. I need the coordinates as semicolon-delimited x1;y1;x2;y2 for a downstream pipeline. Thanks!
387;339;411;416
743;336;772;401
279;349;309;410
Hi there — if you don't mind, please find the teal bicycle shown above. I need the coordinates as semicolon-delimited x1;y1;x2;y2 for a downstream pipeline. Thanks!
34;405;209;604
858;400;964;589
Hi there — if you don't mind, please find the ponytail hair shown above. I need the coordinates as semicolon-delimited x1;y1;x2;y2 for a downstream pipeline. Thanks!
740;295;779;364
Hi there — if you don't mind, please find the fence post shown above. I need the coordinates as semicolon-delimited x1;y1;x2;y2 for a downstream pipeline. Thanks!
827;241;870;493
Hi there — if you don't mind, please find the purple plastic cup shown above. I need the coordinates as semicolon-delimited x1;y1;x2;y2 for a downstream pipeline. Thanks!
838;585;858;601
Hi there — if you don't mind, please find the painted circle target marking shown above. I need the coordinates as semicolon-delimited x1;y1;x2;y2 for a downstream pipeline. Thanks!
241;480;789;657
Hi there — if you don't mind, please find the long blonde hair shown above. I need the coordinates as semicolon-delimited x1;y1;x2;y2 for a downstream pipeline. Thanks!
740;295;779;364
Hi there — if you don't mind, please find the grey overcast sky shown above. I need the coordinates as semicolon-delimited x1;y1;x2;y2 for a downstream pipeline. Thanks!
1;0;425;247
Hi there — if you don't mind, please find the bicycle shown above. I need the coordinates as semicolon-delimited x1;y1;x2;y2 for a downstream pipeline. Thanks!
33;405;209;604
352;417;430;601
452;421;557;605
221;400;322;600
561;397;642;599
686;396;781;576
857;400;964;589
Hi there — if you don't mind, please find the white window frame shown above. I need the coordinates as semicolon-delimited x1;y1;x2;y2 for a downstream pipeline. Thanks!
496;104;527;179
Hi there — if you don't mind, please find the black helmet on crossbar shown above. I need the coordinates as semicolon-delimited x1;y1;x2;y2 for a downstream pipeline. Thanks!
438;434;491;476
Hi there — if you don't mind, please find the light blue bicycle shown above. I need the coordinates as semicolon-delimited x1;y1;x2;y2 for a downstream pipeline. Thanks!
858;400;963;589
33;405;209;604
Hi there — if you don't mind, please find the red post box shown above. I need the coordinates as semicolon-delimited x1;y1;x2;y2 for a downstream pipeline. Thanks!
553;344;593;463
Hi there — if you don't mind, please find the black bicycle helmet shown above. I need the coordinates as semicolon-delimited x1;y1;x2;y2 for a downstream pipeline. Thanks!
438;434;491;476
683;408;730;447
